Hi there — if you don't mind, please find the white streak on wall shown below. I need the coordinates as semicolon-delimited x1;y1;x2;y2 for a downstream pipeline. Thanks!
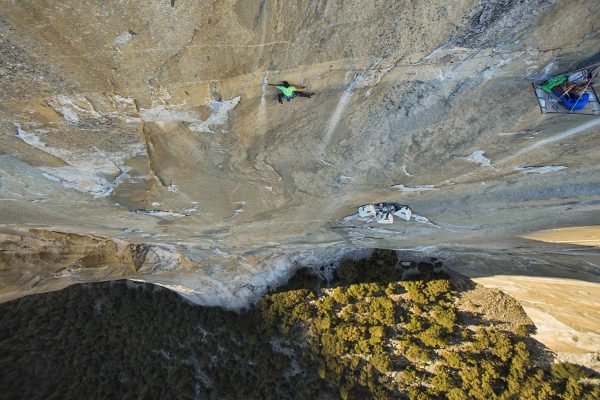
515;165;567;174
390;184;438;192
462;150;493;167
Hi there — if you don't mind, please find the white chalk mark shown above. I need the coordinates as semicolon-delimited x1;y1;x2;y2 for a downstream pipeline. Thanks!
412;214;439;227
322;75;361;151
511;118;600;159
59;107;80;123
48;95;103;123
402;165;414;177
140;96;241;133
257;71;269;135
189;96;240;133
131;209;187;218
114;32;133;46
515;165;567;174
390;184;438;192
462;150;493;168
13;123;145;197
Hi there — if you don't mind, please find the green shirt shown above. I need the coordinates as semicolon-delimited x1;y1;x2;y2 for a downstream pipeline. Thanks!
277;85;296;97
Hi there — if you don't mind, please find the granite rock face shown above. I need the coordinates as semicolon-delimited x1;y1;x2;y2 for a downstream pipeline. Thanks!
0;0;599;358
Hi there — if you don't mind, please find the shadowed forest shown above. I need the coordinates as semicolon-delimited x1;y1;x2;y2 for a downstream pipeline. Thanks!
1;250;598;400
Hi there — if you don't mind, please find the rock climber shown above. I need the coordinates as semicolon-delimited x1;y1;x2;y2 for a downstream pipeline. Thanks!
269;81;313;104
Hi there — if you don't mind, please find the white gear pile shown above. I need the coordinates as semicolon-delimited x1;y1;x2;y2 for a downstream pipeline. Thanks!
357;203;412;224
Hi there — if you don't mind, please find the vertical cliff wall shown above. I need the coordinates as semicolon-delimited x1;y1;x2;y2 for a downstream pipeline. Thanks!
0;0;599;360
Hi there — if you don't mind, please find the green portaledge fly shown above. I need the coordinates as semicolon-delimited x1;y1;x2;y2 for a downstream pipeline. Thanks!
541;75;566;93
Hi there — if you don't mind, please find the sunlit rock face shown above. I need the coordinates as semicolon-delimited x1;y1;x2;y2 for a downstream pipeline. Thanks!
0;1;599;359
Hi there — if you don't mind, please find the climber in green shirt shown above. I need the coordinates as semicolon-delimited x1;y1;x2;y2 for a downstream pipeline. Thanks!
269;81;313;104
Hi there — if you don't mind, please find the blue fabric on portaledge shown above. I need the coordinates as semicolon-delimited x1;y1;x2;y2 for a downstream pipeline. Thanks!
552;89;590;111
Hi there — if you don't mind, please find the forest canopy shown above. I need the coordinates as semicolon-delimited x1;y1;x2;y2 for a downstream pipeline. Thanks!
0;250;598;399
